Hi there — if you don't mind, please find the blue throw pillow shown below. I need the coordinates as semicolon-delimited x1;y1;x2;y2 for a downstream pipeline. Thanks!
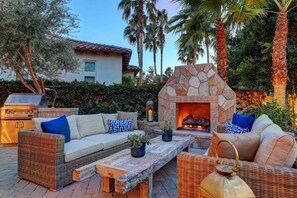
108;119;133;133
225;122;249;134
232;113;255;131
41;115;71;143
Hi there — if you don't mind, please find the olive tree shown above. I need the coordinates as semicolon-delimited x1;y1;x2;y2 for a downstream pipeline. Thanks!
0;0;79;93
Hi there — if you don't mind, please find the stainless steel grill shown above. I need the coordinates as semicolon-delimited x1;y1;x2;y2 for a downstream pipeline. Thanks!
0;93;48;144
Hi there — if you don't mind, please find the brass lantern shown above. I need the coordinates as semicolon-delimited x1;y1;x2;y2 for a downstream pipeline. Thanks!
199;140;255;198
146;99;154;122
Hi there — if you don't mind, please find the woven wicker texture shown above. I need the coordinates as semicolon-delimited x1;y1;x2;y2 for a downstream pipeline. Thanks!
18;130;130;190
177;152;297;198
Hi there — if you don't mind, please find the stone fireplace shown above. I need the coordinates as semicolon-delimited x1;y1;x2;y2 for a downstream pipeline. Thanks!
158;64;236;132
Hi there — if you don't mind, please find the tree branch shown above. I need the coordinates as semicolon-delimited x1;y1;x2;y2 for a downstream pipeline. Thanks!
22;47;42;93
14;68;37;94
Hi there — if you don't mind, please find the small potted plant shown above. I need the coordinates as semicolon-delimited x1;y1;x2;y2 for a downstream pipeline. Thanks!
128;134;151;157
161;122;173;142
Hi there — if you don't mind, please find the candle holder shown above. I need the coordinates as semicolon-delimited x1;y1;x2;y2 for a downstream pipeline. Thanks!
146;99;154;122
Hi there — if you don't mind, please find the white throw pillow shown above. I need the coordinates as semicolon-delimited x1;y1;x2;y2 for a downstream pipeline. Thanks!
76;114;105;137
67;115;80;139
33;116;81;139
101;113;118;132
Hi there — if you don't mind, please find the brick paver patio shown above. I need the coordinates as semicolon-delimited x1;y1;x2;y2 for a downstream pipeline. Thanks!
0;145;205;198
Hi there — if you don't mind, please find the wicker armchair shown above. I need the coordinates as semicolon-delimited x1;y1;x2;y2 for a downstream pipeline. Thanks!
18;131;130;191
177;152;297;198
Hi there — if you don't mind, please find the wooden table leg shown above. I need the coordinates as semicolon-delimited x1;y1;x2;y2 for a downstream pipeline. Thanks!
140;173;153;198
102;176;114;192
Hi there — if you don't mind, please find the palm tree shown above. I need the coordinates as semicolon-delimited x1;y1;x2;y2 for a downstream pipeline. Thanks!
271;0;296;105
123;16;138;47
144;24;158;76
171;0;266;82
118;0;157;86
144;7;158;76
170;6;214;64
157;9;168;80
177;31;204;65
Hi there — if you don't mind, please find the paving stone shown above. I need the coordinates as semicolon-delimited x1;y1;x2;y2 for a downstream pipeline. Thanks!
43;190;59;198
28;185;47;198
0;145;207;198
155;191;170;198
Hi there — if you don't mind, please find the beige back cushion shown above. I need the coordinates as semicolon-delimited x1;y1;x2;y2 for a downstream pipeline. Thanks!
117;111;138;129
254;124;297;167
76;114;105;137
101;113;118;132
66;115;80;139
33;117;55;132
251;114;273;131
208;131;262;161
32;116;80;139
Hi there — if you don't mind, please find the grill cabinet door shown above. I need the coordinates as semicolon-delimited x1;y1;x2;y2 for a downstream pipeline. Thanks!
0;120;33;144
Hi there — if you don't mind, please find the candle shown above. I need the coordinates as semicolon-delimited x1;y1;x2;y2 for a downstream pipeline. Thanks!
148;109;153;122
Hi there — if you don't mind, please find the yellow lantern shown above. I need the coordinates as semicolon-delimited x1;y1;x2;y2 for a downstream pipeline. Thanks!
146;99;154;122
199;140;255;198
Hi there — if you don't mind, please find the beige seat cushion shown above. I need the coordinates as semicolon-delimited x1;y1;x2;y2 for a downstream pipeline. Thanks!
64;140;104;162
114;130;145;138
208;131;262;161
101;113;118;132
76;114;105;137
33;116;80;139
254;124;297;167
81;134;127;150
117;111;138;129
251;114;273;132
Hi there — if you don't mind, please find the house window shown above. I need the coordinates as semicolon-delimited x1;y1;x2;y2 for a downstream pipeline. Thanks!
85;62;95;72
84;76;95;83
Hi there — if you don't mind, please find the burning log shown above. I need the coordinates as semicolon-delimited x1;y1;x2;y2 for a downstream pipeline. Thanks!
182;114;210;128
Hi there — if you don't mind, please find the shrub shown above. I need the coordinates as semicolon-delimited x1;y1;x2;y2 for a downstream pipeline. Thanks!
0;80;162;118
244;100;297;132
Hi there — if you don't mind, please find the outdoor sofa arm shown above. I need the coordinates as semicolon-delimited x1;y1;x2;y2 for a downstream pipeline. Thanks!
18;130;65;165
177;152;297;198
18;130;66;190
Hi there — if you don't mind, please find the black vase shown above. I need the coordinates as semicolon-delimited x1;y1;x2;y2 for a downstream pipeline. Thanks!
162;130;173;142
131;143;146;157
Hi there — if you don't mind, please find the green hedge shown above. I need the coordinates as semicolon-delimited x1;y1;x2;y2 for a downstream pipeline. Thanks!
0;80;162;118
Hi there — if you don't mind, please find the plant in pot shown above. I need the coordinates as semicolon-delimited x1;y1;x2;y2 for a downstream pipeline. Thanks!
128;134;151;157
161;122;173;142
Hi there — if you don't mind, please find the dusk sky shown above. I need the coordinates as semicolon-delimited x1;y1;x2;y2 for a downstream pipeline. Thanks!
68;0;212;73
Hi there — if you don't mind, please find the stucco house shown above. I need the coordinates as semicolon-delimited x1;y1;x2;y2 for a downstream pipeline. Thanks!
0;39;140;85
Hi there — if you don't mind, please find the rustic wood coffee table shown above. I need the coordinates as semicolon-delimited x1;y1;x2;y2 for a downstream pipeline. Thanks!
95;135;195;198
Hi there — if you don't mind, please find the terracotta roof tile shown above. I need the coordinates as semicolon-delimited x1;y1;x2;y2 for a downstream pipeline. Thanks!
127;65;141;71
68;38;132;70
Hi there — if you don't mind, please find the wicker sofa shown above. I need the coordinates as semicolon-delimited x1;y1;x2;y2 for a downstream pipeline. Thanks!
177;114;297;198
18;113;145;191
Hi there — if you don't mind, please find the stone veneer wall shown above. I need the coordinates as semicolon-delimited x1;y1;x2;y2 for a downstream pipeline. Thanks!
158;64;236;132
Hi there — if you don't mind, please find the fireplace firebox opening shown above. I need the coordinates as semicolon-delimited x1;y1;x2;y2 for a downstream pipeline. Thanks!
176;103;210;132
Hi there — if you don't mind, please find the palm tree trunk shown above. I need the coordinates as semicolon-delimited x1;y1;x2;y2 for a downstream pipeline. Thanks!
153;47;157;76
216;19;228;82
272;10;288;106
160;46;163;82
138;0;144;86
205;33;210;63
